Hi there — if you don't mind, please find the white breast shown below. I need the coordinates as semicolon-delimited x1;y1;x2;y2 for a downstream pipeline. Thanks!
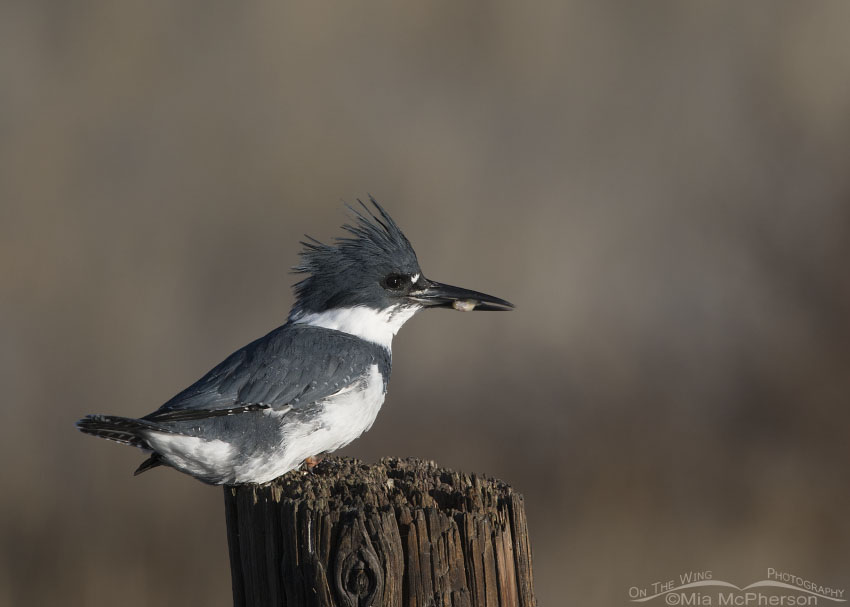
231;364;386;484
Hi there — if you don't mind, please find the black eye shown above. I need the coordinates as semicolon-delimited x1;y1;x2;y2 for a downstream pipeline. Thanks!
382;273;406;290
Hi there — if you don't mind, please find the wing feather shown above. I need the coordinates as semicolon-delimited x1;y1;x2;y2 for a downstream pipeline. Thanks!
143;324;389;423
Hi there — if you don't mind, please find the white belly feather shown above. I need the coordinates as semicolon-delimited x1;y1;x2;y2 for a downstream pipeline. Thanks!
231;363;386;484
145;364;386;484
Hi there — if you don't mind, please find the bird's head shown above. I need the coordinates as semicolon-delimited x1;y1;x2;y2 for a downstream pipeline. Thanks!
289;198;513;348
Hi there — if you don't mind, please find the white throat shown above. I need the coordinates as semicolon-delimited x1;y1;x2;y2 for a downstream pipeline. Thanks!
290;304;421;350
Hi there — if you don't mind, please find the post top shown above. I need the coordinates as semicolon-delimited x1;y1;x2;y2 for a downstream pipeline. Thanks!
230;456;523;515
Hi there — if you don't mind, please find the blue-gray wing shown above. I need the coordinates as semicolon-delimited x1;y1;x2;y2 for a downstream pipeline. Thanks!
143;324;391;422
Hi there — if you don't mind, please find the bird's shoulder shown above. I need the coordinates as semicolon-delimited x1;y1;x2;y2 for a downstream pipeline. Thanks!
144;323;391;421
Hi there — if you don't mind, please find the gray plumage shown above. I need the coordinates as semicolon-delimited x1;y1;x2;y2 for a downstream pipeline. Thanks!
77;197;513;485
78;326;390;485
151;324;390;417
291;199;421;316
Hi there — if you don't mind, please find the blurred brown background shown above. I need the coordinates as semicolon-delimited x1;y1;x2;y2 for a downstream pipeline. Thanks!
2;2;850;606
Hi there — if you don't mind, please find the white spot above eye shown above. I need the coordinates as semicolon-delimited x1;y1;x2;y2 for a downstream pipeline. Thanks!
411;273;420;283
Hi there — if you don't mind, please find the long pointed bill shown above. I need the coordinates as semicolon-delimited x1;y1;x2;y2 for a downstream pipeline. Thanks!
409;279;514;311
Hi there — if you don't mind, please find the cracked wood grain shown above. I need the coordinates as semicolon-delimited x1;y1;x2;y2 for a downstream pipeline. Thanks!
224;456;536;607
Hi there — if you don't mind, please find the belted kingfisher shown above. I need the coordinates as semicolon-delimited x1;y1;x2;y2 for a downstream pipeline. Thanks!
76;198;513;485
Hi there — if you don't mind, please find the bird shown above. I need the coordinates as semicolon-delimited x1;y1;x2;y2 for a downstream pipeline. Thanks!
76;198;514;485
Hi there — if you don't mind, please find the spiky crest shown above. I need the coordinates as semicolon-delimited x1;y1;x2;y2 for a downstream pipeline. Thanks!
290;197;421;315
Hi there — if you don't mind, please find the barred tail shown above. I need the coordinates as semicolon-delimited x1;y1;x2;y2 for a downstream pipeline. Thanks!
77;414;172;476
76;414;155;449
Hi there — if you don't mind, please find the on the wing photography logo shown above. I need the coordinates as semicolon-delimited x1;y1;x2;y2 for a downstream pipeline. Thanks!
628;569;845;606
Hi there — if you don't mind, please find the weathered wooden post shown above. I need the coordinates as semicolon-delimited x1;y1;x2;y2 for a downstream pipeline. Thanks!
223;456;536;607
